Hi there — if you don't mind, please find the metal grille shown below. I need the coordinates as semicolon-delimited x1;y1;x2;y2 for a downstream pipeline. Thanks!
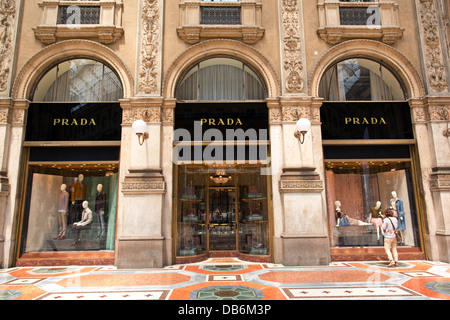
339;7;377;25
57;5;101;25
200;6;241;25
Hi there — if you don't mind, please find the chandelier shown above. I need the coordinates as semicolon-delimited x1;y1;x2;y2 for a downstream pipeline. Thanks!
210;169;232;184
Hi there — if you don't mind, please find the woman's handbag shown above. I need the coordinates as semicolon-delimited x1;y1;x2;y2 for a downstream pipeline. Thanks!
388;218;402;242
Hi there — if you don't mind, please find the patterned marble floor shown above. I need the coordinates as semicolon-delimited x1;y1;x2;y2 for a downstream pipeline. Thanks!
1;258;449;301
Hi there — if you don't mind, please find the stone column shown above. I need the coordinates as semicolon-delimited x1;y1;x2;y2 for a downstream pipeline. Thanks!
413;0;450;262
0;0;22;268
0;99;28;268
113;0;166;268
0;99;12;268
276;97;330;266
413;97;450;263
116;98;166;268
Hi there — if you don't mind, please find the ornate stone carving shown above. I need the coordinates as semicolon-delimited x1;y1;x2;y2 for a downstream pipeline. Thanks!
0;0;16;94
9;108;25;125
122;181;165;192
418;0;449;92
161;108;174;125
429;167;450;191
122;169;166;195
279;179;324;193
412;106;427;123
280;106;321;123
279;168;324;193
0;107;8;124
122;107;161;125
138;0;161;95
269;107;282;125
281;0;305;94
428;106;449;121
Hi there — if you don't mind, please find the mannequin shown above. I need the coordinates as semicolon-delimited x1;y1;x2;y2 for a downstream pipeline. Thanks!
95;184;107;238
70;200;93;246
335;200;343;226
71;174;87;222
53;184;69;240
390;191;406;242
369;201;384;240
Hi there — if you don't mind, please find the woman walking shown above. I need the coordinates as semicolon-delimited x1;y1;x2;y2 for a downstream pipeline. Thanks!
382;209;399;267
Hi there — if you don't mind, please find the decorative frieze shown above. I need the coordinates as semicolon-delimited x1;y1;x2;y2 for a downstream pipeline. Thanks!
418;0;449;92
122;107;161;125
122;168;166;195
277;97;323;124
280;0;305;94
0;0;16;95
411;98;450;123
429;167;450;191
138;0;161;95
279;168;324;193
279;179;324;193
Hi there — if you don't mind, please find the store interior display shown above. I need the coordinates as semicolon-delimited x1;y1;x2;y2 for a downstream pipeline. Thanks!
326;161;420;248
176;165;270;257
23;164;118;253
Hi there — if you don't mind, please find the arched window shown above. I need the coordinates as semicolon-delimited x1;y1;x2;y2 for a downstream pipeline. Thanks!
32;59;123;102
176;57;266;101
319;58;406;101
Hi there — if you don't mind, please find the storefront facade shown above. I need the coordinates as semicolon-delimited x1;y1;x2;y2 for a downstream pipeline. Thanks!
0;0;449;268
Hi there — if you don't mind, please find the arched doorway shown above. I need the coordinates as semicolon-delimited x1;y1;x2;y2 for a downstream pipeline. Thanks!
172;57;273;263
318;57;425;259
16;58;123;265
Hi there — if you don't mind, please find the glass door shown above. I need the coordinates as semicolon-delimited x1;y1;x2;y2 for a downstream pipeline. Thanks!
207;166;237;251
175;165;271;260
208;187;237;251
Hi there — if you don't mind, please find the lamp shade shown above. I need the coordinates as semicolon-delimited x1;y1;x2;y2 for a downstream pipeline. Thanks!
296;118;311;133
132;119;148;134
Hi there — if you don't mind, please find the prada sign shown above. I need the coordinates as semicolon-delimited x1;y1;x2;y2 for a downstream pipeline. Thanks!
26;103;122;141
175;102;268;141
320;102;413;140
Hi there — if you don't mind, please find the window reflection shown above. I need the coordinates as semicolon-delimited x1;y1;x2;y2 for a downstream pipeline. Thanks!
319;58;406;101
33;59;123;102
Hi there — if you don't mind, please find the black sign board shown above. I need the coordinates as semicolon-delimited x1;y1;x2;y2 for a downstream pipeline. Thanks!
320;102;413;140
174;102;269;141
25;103;122;141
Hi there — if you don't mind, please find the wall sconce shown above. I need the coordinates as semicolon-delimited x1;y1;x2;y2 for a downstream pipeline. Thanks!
132;119;149;145
294;118;311;144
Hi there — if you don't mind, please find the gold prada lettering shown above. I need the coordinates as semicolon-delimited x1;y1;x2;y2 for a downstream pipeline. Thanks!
53;118;97;126
344;117;387;125
200;118;243;126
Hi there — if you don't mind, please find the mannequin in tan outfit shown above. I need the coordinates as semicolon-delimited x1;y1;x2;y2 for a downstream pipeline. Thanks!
53;184;69;240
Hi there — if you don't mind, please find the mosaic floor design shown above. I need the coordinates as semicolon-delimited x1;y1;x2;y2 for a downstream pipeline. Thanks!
0;259;449;300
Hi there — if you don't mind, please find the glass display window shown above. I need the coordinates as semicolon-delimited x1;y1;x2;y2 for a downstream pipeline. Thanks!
325;160;421;248
237;166;269;255
175;164;271;260
20;163;118;254
176;165;208;257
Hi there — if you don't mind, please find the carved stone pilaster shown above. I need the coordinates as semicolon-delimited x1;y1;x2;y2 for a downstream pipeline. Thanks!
418;0;449;92
280;0;305;94
138;0;161;95
161;99;176;125
0;0;16;95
